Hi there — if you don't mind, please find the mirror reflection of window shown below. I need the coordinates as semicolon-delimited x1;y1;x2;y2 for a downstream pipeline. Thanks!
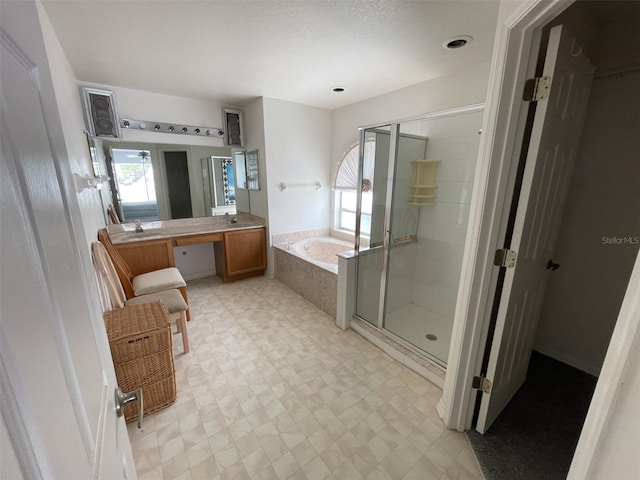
234;151;247;189
111;148;158;221
246;150;259;190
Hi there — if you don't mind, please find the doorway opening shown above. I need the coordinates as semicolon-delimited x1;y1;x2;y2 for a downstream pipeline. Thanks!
164;151;193;219
467;2;640;478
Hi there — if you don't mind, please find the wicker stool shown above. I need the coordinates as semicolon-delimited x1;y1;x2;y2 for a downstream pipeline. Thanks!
104;301;176;422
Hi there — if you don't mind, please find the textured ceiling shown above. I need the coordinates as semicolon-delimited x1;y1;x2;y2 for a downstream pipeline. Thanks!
42;1;499;110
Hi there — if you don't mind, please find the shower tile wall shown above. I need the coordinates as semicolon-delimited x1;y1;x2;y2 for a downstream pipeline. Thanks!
385;241;417;313
386;135;426;314
385;112;482;335
413;112;482;320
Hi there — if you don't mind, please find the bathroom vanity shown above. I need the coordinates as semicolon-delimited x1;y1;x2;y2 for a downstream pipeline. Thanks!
108;215;267;283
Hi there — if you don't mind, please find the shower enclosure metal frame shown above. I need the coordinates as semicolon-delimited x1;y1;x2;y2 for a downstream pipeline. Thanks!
352;104;485;367
355;124;399;331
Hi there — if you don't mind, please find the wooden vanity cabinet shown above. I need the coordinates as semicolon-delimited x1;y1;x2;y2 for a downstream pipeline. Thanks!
215;228;267;282
113;227;266;286
116;239;175;275
114;238;189;319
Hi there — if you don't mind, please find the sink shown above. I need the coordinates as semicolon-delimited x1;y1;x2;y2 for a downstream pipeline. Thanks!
225;222;258;229
114;230;167;240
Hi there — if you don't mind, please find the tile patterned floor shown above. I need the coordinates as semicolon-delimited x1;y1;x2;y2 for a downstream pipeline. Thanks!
127;276;483;480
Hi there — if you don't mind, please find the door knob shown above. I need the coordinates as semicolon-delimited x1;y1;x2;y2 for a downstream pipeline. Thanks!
115;387;144;429
547;259;560;271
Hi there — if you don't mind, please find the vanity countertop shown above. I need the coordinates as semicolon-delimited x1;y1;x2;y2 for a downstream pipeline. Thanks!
107;214;266;244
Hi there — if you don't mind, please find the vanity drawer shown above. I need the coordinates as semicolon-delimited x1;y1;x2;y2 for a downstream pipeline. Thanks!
174;232;223;246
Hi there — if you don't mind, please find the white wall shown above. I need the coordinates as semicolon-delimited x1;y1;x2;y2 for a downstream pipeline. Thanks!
173;243;216;280
39;6;106;246
262;98;332;236
243;97;269;222
241;97;331;276
0;414;24;480
581;258;640;478
534;70;640;375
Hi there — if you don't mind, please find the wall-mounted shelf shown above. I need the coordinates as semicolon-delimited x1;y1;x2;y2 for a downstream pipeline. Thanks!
409;160;439;205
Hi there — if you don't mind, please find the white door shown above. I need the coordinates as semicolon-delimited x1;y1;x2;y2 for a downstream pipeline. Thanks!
476;24;595;433
0;25;136;479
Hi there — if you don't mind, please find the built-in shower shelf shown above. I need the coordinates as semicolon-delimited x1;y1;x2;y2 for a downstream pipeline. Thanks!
409;159;439;205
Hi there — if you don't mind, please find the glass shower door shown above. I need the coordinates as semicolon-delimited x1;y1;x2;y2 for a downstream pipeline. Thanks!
355;126;393;326
384;124;443;359
384;111;483;364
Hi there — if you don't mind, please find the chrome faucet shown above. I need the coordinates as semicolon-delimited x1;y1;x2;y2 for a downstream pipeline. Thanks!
135;219;144;233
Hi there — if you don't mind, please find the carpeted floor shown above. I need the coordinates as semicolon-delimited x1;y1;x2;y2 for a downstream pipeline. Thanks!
466;351;597;480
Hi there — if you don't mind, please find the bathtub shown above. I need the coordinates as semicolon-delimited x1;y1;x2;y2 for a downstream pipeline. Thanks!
273;236;353;317
288;236;352;273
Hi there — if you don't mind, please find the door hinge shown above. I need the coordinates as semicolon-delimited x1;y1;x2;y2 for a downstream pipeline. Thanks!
523;76;551;102
494;249;517;268
472;376;492;394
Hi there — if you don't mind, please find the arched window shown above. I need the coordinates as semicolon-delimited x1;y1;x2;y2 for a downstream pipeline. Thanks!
334;141;374;233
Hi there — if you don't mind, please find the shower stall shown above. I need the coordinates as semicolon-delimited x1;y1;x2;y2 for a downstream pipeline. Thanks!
353;105;483;366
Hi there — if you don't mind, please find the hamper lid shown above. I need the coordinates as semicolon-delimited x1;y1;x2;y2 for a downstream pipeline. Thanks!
103;301;171;341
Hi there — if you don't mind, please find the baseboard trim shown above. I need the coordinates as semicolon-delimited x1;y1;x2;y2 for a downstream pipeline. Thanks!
182;269;216;281
533;345;600;377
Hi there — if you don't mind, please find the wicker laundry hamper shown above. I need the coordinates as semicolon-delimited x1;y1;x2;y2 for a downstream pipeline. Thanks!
104;301;176;422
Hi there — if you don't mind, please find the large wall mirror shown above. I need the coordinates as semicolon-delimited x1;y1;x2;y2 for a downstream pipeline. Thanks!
102;141;252;222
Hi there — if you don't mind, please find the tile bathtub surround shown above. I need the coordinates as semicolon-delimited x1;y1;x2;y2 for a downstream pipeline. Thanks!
128;276;483;480
272;229;329;247
273;247;338;318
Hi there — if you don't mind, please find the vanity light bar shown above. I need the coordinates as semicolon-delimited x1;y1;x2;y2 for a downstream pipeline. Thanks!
119;118;224;138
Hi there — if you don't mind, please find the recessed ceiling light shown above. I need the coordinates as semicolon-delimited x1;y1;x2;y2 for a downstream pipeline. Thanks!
332;86;345;93
443;35;473;49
